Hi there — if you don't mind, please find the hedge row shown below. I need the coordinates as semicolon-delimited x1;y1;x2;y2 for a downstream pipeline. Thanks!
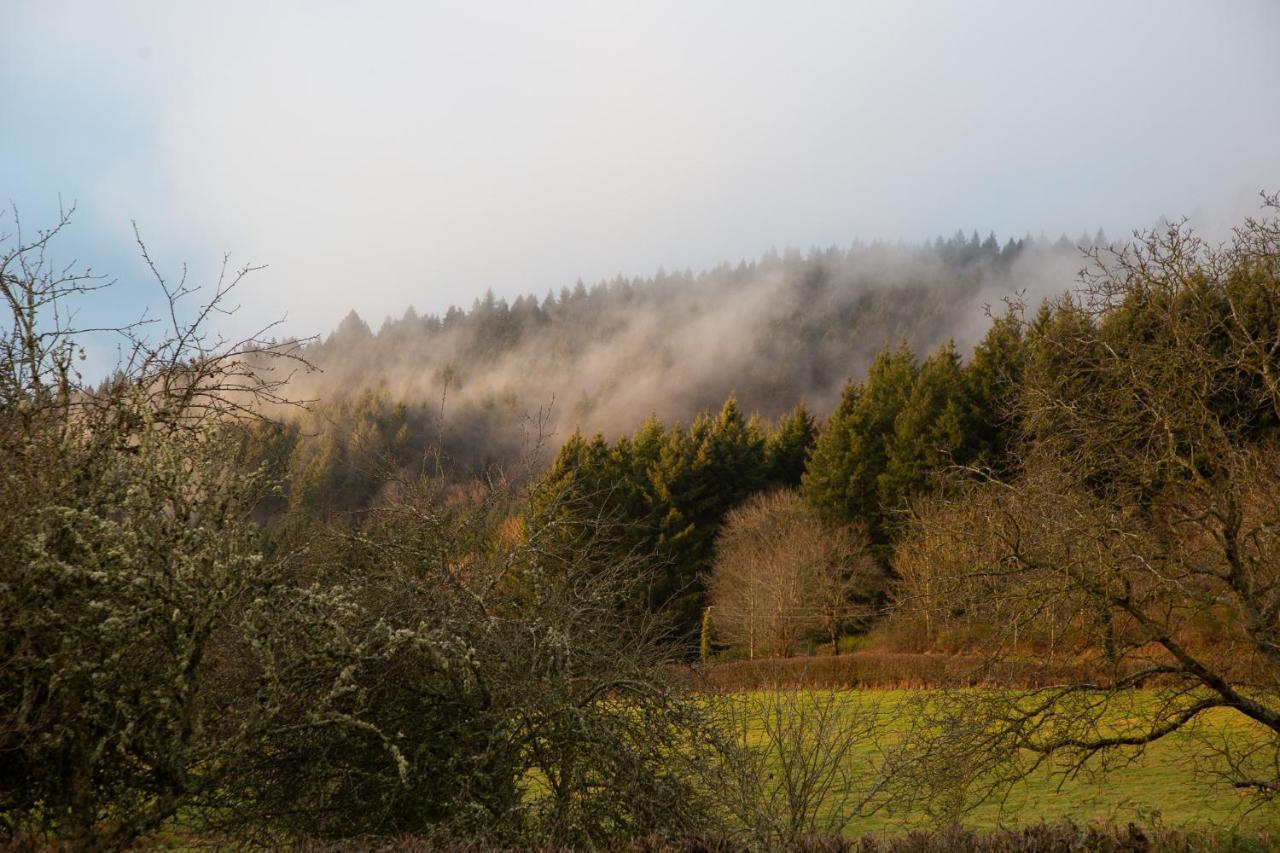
696;651;1113;691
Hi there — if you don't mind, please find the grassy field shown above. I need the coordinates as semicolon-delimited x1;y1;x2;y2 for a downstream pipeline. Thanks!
141;687;1280;847
728;688;1279;837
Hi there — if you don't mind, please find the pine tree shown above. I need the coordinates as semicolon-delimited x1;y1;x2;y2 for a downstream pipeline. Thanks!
764;400;817;486
802;344;917;542
966;308;1027;474
661;396;768;639
800;383;860;525
878;341;977;524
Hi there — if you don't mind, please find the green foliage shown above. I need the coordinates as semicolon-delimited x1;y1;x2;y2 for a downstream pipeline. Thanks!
877;341;979;526
801;330;1023;551
280;390;426;521
764;400;817;486
536;330;1023;648
701;606;715;661
532;395;818;645
802;344;918;542
965;307;1027;473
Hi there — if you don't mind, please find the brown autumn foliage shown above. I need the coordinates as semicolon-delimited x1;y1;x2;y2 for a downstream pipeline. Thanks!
707;489;881;659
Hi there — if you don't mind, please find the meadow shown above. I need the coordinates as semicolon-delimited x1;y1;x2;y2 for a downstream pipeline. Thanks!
725;688;1278;838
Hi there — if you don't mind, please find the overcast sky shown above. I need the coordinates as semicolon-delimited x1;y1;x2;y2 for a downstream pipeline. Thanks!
3;1;1278;349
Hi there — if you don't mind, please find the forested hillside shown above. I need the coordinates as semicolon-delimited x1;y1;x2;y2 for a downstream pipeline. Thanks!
259;231;1091;514
245;231;1093;642
8;196;1280;848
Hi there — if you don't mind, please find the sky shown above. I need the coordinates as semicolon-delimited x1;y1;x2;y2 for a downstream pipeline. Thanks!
3;0;1279;359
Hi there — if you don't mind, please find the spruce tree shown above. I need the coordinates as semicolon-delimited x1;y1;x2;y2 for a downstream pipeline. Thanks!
802;343;917;542
965;308;1026;474
764;400;817;486
878;341;976;525
663;396;768;640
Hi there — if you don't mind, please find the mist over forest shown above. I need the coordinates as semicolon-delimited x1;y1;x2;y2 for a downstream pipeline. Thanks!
7;1;1279;846
289;230;1093;470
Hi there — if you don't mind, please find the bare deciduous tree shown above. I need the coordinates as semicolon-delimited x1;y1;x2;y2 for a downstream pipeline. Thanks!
708;670;886;847
889;195;1280;818
708;489;879;658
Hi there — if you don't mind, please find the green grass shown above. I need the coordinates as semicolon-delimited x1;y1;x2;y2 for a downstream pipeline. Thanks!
729;689;1280;836
134;688;1280;845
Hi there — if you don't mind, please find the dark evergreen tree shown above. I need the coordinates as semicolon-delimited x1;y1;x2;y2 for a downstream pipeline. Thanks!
802;343;917;542
965;307;1027;474
764;400;817;486
878;341;977;524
